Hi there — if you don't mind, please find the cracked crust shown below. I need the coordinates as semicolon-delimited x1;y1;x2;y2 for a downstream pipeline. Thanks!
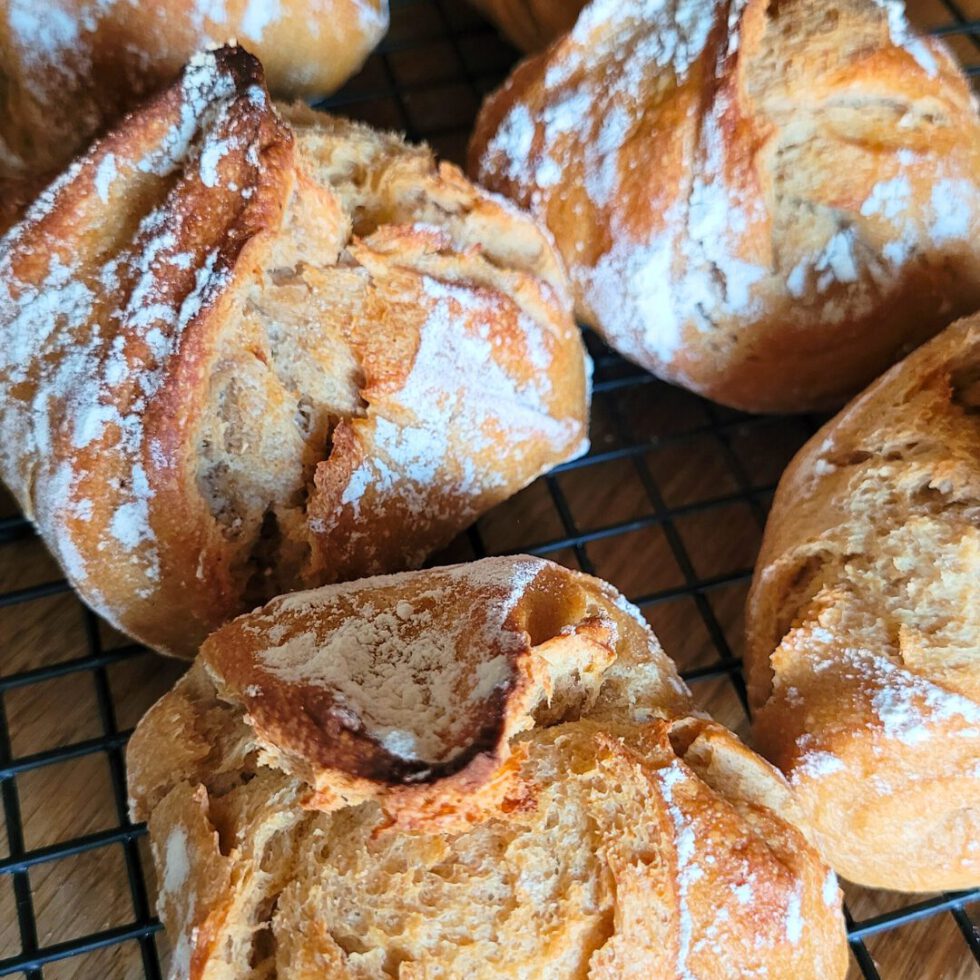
468;0;980;412
0;47;589;658
0;0;389;177
127;556;847;980
745;313;980;891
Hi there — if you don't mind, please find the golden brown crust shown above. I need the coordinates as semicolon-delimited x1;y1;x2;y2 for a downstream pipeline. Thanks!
468;0;980;412
128;556;847;979
131;557;693;824
0;0;388;177
468;0;586;51
0;48;589;658
745;313;980;891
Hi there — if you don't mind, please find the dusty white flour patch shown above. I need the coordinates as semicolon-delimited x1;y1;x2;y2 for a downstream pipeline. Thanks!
253;559;545;763
7;0;81;66
814;229;860;288
794;750;845;782
108;463;155;552
94;152;118;202
930;179;974;242
199;134;236;187
658;762;700;980
584;104;631;207
870;668;980;746
861;175;911;224
873;0;938;75
785;885;803;944
483;103;535;184
732;881;754;905
240;0;282;41
823;870;839;907
138;51;237;177
585;227;680;365
335;272;578;530
163;827;190;895
355;0;388;32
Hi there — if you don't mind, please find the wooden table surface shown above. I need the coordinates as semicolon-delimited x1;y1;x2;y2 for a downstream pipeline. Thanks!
1;1;978;977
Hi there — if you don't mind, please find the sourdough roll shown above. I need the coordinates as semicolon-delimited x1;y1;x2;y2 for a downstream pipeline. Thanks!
469;0;587;52
128;556;848;979
469;0;980;412
0;47;589;658
0;0;388;177
746;313;980;892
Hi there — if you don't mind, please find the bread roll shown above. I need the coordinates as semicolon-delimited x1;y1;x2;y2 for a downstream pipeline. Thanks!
0;47;589;658
745;313;980;892
128;556;848;979
0;0;388;177
469;0;980;413
469;0;586;52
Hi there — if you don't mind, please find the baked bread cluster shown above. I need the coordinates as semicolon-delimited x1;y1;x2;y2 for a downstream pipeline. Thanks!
128;556;848;979
0;0;388;177
0;47;589;658
469;0;980;412
2;0;973;966
468;0;587;52
746;313;980;892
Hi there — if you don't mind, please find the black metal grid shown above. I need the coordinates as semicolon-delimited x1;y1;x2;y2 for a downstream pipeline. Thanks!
0;0;978;976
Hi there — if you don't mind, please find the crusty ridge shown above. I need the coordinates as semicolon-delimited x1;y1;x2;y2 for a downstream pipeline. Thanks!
0;47;589;657
746;313;980;890
0;46;290;643
747;315;980;702
469;0;980;411
128;556;847;979
130;557;694;825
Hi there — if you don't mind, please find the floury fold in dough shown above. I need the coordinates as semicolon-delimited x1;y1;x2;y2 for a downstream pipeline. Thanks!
0;0;389;177
0;47;590;658
470;0;980;412
128;556;849;979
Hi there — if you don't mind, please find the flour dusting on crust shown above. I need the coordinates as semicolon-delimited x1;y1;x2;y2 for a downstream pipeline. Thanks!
336;273;577;531
0;50;254;613
246;558;546;764
472;0;980;408
0;47;588;656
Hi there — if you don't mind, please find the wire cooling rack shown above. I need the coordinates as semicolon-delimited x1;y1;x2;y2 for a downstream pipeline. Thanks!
0;1;978;977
